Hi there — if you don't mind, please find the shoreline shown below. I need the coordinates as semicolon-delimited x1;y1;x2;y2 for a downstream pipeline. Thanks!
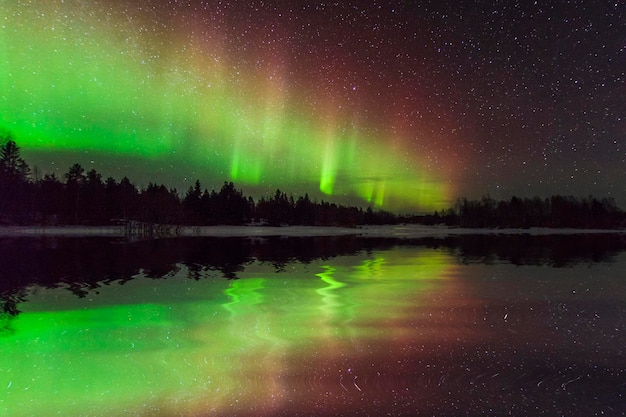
0;224;624;239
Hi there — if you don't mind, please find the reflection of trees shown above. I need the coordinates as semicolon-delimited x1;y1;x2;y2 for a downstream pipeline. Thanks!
2;235;625;316
0;236;393;312
0;287;26;337
420;234;626;267
1;291;23;315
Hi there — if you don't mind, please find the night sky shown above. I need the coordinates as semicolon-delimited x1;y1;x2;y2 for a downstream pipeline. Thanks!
1;1;624;212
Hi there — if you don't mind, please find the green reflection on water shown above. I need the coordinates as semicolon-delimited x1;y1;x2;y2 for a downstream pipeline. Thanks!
1;248;454;417
224;278;266;315
316;265;349;316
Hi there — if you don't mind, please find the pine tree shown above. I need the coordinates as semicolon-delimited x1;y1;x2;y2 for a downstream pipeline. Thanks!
0;136;30;181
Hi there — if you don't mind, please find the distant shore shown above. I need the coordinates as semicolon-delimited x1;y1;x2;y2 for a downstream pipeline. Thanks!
0;224;624;239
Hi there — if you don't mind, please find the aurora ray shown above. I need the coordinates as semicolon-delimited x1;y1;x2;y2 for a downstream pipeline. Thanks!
0;1;453;212
3;1;620;210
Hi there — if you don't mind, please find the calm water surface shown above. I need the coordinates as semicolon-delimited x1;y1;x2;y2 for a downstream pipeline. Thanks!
1;236;624;416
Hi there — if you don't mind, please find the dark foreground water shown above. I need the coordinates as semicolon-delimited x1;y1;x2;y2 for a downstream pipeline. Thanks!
1;235;625;416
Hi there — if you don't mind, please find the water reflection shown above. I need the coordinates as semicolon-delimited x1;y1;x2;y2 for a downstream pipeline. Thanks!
1;236;625;416
1;234;624;297
433;233;626;266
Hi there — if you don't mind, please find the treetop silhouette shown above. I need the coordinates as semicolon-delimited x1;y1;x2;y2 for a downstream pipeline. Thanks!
0;133;623;229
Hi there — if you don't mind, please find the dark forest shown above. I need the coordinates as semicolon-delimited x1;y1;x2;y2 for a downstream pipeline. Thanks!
1;134;624;228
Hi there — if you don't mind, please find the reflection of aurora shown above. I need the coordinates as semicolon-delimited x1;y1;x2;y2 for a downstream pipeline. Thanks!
0;248;455;416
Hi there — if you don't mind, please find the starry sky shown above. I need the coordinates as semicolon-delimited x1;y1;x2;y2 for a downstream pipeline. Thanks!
1;0;624;212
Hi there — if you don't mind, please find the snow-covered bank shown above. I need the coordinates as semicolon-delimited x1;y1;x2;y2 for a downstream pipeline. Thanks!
0;226;123;237
0;224;624;238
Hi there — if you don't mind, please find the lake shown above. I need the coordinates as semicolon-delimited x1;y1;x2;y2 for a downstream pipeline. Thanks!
1;234;625;416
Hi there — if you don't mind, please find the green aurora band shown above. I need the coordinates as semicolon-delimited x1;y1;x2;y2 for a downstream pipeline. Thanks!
0;2;453;211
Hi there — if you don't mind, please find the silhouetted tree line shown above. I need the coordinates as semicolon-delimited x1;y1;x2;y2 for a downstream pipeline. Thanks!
1;134;624;228
0;135;396;226
418;195;624;229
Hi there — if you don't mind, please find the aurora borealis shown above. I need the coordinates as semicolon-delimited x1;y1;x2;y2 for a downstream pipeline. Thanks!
1;1;624;211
